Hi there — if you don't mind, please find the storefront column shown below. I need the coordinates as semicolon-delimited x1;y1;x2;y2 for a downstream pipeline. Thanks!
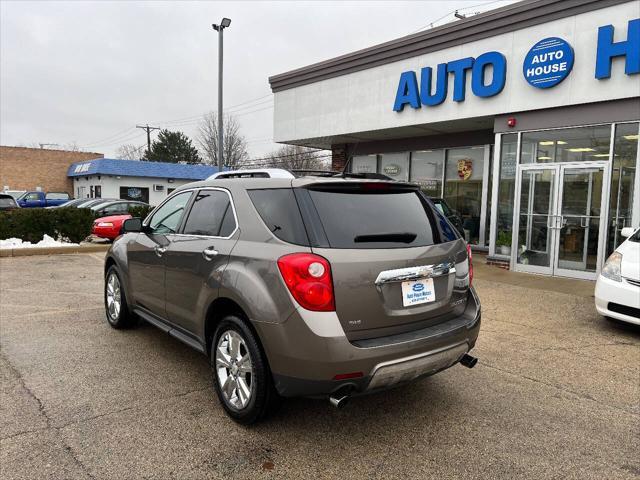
331;144;348;171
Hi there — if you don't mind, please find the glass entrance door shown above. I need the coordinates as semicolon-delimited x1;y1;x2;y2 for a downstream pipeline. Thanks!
554;166;608;280
514;166;557;274
513;163;609;279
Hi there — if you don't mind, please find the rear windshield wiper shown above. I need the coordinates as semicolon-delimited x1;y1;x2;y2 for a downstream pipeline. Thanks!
353;233;417;243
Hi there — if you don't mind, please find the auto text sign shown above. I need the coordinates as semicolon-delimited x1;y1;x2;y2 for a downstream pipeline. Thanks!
401;278;436;307
522;37;574;88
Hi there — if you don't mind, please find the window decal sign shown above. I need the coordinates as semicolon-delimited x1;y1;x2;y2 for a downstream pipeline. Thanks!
522;37;574;89
383;164;401;175
457;159;473;181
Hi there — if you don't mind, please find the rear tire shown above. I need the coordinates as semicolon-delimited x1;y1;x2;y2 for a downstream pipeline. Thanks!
211;315;281;424
104;266;134;329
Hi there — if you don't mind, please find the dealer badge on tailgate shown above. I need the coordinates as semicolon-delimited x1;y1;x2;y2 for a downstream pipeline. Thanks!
401;278;436;307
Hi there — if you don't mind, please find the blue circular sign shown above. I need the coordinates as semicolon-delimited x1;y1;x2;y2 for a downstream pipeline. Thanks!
523;37;574;89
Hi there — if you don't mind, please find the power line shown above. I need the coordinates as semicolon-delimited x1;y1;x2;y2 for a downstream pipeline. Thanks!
411;0;511;34
151;94;273;126
78;126;139;148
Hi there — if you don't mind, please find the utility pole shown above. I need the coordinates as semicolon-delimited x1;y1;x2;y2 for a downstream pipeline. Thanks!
136;124;160;154
212;18;231;170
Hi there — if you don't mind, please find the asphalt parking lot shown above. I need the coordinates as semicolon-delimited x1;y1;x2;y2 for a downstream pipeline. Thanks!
1;253;638;479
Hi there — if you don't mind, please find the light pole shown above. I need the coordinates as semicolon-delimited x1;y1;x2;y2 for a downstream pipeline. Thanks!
212;17;231;170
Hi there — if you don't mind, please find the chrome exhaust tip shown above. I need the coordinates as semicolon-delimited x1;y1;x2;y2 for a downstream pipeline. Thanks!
460;353;478;369
329;395;350;409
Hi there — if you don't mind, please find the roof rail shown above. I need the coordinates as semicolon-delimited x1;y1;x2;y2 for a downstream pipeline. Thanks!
290;169;340;177
207;168;295;180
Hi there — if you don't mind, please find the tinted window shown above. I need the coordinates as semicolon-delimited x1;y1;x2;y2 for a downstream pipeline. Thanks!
101;203;129;214
183;190;236;237
46;192;69;200
248;189;309;245
23;193;40;201
307;188;436;249
148;191;191;234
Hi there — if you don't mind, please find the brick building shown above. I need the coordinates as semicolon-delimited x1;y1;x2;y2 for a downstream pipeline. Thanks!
0;146;103;195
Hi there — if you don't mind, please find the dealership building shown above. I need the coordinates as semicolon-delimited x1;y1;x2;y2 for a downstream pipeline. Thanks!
269;0;640;280
67;158;218;206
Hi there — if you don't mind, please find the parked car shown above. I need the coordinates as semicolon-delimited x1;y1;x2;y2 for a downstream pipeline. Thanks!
595;227;640;326
104;169;480;424
16;191;70;208
77;198;119;209
2;190;26;201
48;198;89;208
92;214;132;241
91;200;148;217
429;197;465;236
0;193;20;211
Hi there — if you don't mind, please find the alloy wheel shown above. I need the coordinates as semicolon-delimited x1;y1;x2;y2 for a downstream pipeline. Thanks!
106;273;121;321
215;330;254;410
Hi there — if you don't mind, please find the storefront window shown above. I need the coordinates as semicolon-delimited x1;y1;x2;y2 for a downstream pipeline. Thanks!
120;186;150;203
607;122;639;254
521;125;611;163
494;134;517;256
380;152;409;181
444;146;485;244
410;150;444;197
351;155;377;174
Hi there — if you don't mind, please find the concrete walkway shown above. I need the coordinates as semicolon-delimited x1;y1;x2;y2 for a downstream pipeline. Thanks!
474;254;596;298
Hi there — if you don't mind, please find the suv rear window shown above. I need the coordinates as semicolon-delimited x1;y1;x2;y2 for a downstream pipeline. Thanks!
248;189;309;245
306;186;437;249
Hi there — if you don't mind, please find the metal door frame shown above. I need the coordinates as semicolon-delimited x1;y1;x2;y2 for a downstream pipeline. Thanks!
511;161;609;279
553;162;609;280
511;164;559;275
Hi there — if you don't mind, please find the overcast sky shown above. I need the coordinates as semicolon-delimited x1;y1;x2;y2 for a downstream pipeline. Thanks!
1;0;515;160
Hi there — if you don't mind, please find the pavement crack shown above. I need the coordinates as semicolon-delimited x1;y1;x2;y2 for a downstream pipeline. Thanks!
0;351;53;429
0;352;96;479
481;361;639;417
56;385;211;430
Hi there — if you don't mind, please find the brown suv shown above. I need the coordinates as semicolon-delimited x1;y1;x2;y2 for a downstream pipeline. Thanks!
103;170;480;424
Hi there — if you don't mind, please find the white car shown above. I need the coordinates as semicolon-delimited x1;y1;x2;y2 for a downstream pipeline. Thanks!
595;227;640;326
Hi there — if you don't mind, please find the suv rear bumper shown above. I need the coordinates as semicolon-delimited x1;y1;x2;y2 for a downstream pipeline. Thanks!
254;288;481;398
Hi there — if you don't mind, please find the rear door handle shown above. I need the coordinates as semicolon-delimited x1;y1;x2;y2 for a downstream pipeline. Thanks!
202;247;219;261
154;246;167;257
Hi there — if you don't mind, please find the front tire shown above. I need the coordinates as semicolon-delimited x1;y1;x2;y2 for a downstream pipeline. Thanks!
104;266;134;329
211;315;280;424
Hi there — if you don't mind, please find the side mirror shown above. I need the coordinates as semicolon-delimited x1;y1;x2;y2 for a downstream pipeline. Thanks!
122;217;143;233
620;227;635;239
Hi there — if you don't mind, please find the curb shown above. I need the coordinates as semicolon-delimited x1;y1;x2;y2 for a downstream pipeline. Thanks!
0;244;110;258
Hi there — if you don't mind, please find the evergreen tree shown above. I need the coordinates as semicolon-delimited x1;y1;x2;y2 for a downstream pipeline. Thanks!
143;129;202;164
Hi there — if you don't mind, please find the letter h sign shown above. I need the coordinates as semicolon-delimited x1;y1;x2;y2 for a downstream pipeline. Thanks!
595;19;640;79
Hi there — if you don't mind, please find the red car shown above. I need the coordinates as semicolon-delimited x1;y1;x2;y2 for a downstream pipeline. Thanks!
92;214;131;241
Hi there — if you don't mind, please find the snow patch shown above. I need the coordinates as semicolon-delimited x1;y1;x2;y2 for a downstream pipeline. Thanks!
0;234;79;249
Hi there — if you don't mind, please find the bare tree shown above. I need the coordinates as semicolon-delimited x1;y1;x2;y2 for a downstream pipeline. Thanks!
116;144;145;160
258;145;329;171
197;112;249;167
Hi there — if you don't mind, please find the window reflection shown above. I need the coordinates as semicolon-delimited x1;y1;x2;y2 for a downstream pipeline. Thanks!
608;122;639;254
521;126;611;163
410;150;444;196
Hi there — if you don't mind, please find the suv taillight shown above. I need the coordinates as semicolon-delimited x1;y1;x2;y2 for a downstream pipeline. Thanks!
466;243;473;287
277;253;335;312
